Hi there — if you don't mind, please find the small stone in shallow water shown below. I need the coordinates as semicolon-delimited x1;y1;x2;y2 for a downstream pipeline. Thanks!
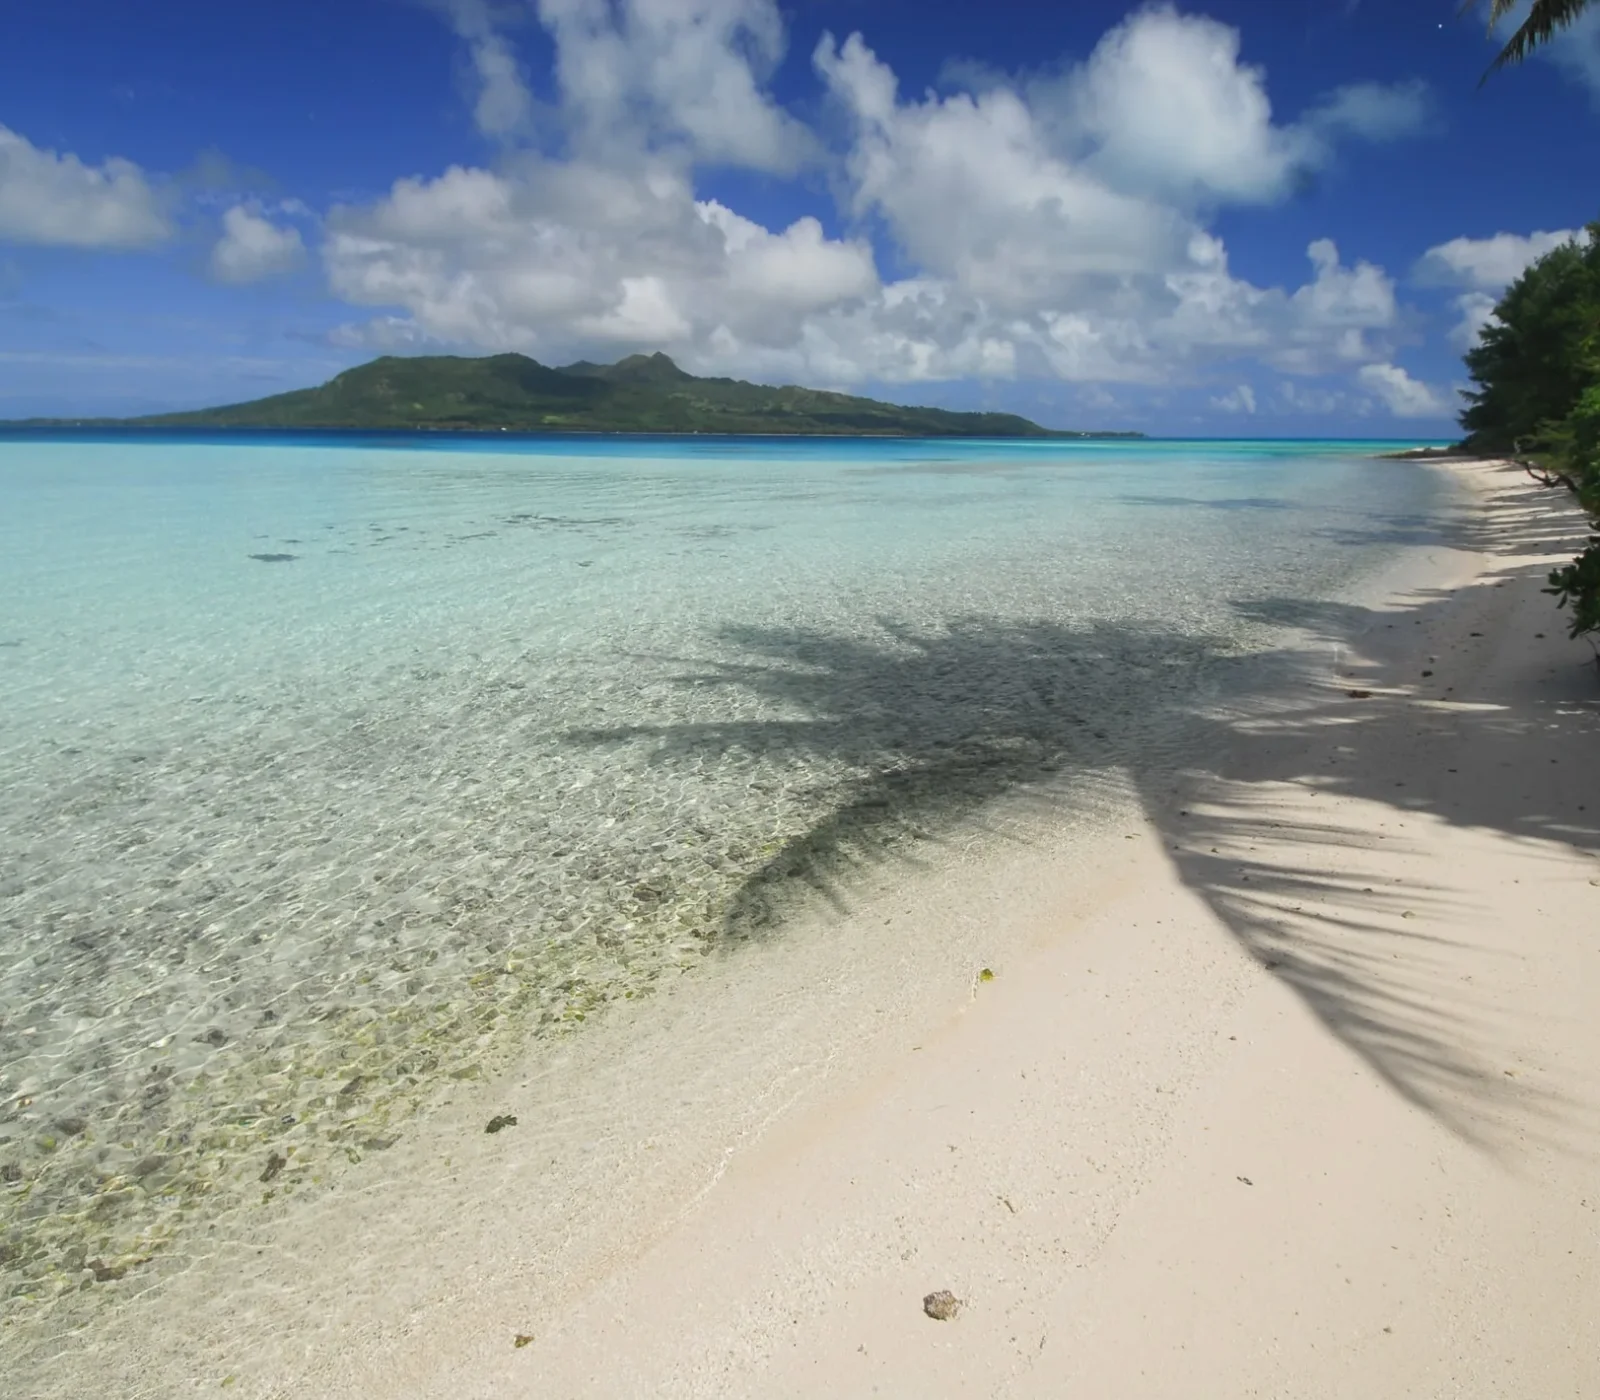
485;1114;518;1134
923;1290;961;1321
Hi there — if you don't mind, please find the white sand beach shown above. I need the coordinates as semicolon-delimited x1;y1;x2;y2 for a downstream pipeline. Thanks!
30;458;1600;1397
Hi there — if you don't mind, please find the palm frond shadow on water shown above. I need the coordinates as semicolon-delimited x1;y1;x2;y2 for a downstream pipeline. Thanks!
571;615;1230;930
568;528;1598;1155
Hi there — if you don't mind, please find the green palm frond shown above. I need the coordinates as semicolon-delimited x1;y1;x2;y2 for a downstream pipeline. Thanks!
1465;0;1595;79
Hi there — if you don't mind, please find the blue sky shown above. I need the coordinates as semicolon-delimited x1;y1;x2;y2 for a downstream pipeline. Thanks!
1;0;1597;433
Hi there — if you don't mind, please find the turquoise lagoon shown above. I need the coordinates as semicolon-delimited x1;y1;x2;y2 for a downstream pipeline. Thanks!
0;431;1450;1315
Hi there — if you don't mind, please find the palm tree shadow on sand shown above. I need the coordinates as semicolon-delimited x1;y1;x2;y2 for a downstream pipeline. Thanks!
566;485;1599;1156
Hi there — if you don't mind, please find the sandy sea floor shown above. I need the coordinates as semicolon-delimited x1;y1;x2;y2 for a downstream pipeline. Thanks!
0;436;1437;1334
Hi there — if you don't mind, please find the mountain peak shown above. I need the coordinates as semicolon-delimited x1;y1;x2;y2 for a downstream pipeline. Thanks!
607;352;691;382
556;351;690;384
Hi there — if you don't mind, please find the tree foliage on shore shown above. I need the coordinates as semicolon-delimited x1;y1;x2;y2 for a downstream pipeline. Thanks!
1459;222;1600;646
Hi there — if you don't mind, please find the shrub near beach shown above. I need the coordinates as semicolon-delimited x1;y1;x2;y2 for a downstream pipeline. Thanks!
1459;220;1600;649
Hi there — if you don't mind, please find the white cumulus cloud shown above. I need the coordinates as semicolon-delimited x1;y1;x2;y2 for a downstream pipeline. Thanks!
316;2;1429;401
1440;290;1500;354
1357;361;1448;418
423;0;535;137
1299;79;1432;143
0;125;171;248
1211;384;1257;414
323;159;878;360
209;205;306;283
1053;11;1425;207
1059;7;1311;205
1418;227;1579;350
1024;9;1428;209
1277;380;1350;415
1418;228;1578;289
816;29;1189;301
537;0;814;171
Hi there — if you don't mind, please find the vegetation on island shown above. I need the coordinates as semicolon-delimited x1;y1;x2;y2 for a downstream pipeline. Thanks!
41;352;1139;440
1459;221;1600;647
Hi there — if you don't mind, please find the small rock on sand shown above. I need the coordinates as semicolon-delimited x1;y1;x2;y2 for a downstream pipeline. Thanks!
923;1290;961;1321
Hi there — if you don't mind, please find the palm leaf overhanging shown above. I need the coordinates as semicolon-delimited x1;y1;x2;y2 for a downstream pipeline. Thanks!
1469;0;1594;77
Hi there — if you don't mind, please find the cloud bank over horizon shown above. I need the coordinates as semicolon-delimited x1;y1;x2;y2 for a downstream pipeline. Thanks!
0;0;1589;425
320;2;1442;411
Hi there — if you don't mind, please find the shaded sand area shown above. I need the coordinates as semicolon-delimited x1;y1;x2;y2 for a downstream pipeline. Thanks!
13;459;1600;1396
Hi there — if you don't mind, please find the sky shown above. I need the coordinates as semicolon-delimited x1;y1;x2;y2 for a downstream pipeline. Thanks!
1;0;1597;434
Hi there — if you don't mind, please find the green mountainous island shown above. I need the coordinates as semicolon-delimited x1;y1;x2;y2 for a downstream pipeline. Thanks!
19;352;1142;438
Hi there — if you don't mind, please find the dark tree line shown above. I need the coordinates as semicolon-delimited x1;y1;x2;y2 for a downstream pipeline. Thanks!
1459;3;1599;648
1459;226;1600;644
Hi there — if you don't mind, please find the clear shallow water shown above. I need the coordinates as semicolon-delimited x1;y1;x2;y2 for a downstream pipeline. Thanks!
0;433;1444;1317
